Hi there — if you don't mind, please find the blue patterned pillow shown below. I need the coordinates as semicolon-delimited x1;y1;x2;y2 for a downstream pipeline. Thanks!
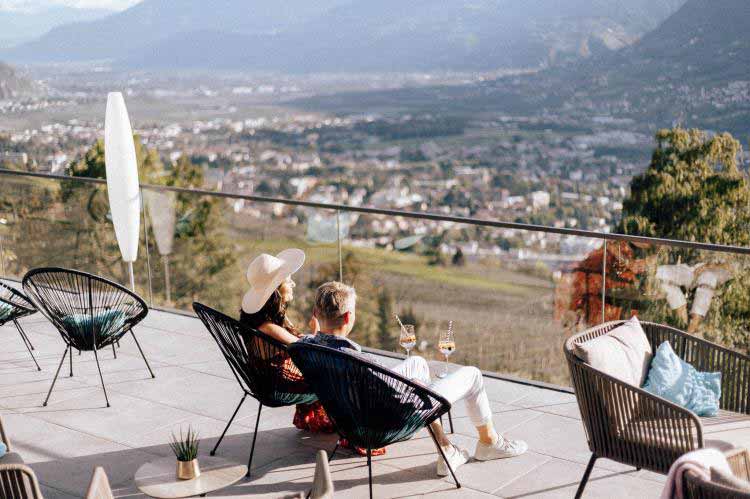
643;341;722;417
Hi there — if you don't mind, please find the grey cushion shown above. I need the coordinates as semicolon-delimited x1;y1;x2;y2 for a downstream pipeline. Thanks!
711;467;750;492
574;316;653;387
0;451;25;465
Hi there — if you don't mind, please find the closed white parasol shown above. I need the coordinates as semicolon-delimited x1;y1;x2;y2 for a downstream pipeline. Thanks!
104;92;141;290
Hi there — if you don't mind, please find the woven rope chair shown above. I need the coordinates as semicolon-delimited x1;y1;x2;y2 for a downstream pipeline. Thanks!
566;320;750;499
683;448;750;499
288;342;460;498
192;302;317;478
0;416;44;499
22;267;153;408
0;282;40;371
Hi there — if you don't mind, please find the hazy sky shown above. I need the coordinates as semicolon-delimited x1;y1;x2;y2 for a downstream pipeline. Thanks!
0;0;140;11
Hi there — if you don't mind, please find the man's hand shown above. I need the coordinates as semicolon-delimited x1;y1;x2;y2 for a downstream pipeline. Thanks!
308;316;320;334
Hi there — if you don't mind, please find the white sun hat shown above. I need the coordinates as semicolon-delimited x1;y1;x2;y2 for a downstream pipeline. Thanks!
241;249;305;314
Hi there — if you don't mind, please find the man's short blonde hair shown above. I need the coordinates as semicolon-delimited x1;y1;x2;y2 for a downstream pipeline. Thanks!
314;281;357;326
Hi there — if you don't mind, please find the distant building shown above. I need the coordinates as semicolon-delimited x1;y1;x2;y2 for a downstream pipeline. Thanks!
1;151;27;165
530;191;551;211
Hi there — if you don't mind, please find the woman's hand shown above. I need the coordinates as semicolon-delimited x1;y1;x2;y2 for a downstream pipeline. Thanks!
308;316;320;334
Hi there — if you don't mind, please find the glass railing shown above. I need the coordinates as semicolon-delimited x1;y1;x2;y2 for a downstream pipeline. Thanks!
2;168;750;387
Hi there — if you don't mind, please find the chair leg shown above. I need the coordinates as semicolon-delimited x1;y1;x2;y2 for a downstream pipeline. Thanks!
367;448;373;499
92;344;110;408
448;410;454;434
246;402;263;478
427;425;461;489
112;342;117;359
328;441;339;462
69;347;73;377
130;329;155;378
575;454;597;499
14;320;40;371
14;319;34;350
43;347;69;406
211;393;247;456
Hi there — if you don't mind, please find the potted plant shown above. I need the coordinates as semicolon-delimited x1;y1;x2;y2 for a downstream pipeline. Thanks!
169;426;200;480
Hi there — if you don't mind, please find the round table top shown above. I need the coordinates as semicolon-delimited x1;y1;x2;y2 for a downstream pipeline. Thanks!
134;456;247;499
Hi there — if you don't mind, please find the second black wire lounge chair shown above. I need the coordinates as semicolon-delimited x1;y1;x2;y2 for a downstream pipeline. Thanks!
0;282;40;371
288;342;461;499
192;302;317;478
22;267;153;408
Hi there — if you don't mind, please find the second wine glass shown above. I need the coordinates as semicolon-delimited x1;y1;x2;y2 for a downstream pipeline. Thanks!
437;322;455;379
399;324;417;357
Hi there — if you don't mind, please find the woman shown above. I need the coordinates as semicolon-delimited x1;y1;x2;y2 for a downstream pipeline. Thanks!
239;249;335;433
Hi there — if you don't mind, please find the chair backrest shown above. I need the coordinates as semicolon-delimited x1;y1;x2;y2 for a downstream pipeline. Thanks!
683;448;750;499
0;417;43;499
84;467;114;499
565;320;705;473
288;342;450;450
22;267;148;349
0;282;35;325
192;302;315;407
0;464;43;499
0;416;9;451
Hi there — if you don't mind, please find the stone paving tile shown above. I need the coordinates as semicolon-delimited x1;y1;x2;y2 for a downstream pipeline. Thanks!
39;484;80;499
26;390;206;444
448;404;544;438
493;456;661;498
512;387;577;409
481;379;538;405
178;358;236;380
414;485;500;498
502;412;632;474
529;401;582;420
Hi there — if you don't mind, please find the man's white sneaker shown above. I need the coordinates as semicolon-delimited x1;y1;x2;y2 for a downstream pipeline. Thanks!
436;444;470;477
474;437;528;461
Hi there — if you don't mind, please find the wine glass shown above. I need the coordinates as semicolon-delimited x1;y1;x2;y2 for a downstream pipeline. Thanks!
437;323;455;379
399;324;417;357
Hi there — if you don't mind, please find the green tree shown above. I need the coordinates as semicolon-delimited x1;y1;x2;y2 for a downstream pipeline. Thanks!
620;128;750;247
54;138;235;307
619;128;750;349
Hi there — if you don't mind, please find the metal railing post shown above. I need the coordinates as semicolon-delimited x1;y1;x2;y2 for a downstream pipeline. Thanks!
601;238;607;324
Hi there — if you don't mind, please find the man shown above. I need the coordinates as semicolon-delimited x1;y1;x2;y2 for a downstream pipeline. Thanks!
301;281;528;477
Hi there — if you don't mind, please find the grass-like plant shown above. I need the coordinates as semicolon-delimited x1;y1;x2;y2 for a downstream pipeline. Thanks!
169;426;200;462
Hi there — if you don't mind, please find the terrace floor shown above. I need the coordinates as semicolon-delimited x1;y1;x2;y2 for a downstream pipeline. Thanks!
0;306;665;498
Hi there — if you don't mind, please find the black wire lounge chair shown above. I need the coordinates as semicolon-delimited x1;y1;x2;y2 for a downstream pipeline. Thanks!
288;342;461;498
22;267;153;408
192;302;317;478
0;282;40;371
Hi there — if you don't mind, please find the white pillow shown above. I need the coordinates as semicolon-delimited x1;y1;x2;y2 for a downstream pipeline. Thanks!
574;316;653;387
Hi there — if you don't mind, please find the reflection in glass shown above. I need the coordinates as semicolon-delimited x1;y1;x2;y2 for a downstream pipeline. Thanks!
144;190;177;303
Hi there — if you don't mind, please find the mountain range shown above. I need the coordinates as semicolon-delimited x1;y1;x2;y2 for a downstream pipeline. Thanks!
0;5;114;49
292;0;750;135
3;0;686;71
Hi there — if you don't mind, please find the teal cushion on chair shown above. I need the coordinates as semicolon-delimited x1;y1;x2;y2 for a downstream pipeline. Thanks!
61;310;127;349
0;441;6;458
643;341;722;417
0;301;14;321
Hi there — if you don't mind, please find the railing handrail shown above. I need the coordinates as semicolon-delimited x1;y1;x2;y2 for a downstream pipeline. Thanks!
3;167;750;256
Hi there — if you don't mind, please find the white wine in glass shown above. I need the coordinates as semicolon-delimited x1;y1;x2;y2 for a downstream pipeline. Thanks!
437;322;455;378
399;324;417;357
